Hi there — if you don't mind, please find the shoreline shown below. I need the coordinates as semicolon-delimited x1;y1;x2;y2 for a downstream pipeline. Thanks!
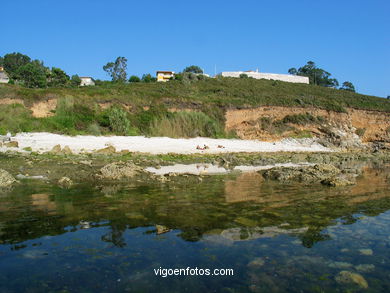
1;132;331;155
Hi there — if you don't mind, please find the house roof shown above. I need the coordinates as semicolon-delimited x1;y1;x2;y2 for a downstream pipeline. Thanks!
156;71;174;74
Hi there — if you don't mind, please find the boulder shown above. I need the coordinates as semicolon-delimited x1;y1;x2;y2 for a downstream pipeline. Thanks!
62;146;73;155
0;169;16;187
99;162;143;180
335;271;368;289
58;177;73;188
262;164;340;183
96;146;116;154
262;164;356;187
4;141;19;148
50;144;62;154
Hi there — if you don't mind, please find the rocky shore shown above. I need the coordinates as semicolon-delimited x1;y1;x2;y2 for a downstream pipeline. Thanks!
0;148;389;191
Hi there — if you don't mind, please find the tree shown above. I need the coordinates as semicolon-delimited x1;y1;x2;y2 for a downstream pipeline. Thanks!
141;73;156;83
70;75;81;87
16;63;47;88
183;65;203;74
0;56;3;67
239;73;249;78
129;75;141;82
340;81;355;92
3;52;31;79
103;57;127;82
288;61;339;88
48;67;70;87
288;68;297;75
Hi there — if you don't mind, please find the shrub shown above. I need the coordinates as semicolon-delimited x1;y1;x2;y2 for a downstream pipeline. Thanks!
129;75;141;82
149;111;223;138
355;128;366;137
282;113;317;125
107;107;133;135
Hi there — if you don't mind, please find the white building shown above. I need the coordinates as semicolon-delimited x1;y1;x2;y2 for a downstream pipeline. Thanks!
0;67;10;84
80;77;95;86
156;71;175;82
218;69;309;84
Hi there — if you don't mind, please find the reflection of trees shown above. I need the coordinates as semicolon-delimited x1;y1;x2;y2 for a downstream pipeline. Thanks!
101;224;127;248
299;229;331;248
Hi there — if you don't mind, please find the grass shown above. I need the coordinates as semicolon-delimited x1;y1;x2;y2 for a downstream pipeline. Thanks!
1;77;389;112
0;78;389;137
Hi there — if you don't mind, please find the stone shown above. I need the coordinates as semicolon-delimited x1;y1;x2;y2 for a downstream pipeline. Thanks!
247;258;265;268
156;225;170;235
321;177;355;187
58;177;73;188
4;141;18;148
335;271;368;289
0;169;16;187
359;249;373;256
355;264;375;272
99;162;143;180
50;144;62;154
62;146;73;155
96;146;116;154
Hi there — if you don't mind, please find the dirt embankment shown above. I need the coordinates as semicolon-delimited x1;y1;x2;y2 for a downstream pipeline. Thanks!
225;106;390;143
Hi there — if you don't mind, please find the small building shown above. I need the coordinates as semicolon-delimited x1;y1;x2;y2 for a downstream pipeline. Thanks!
80;77;95;86
156;71;174;82
218;69;309;84
0;67;10;84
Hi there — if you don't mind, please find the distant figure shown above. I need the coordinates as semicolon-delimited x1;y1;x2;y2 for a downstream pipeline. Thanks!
217;145;225;149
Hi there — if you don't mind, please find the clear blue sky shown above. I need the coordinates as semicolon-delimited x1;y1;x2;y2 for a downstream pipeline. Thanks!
1;0;389;97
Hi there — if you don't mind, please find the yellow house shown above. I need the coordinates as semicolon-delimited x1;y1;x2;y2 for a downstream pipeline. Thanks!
156;71;174;82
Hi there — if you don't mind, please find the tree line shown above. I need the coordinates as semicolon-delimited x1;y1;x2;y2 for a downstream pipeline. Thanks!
288;61;355;92
0;52;81;88
103;56;207;83
0;53;357;92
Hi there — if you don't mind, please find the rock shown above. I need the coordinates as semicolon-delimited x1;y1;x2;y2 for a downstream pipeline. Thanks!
50;144;62;154
247;257;265;268
99;162;143;180
321;177;355;187
0;169;16;187
155;225;170;235
355;264;375;272
80;160;93;166
96;146;116;154
359;248;373;256
335;271;368;289
328;261;353;269
4;141;18;148
62;146;73;155
58;177;73;188
262;164;340;183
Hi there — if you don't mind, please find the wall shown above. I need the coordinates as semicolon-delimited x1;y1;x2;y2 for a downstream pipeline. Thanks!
221;72;309;84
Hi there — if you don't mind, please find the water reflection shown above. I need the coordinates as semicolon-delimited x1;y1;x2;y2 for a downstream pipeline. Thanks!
0;163;389;292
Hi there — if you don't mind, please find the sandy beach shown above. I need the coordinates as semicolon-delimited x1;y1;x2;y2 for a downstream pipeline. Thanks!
1;132;332;154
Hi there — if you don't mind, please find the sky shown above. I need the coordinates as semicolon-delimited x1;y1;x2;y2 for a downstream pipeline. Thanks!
1;0;389;97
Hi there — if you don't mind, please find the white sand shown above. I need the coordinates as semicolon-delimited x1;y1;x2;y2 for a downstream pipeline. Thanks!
3;132;331;154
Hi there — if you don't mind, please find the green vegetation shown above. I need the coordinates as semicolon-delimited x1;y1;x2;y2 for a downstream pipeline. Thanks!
289;61;339;88
0;74;389;137
340;81;355;92
103;57;128;82
282;113;325;125
355;128;366;137
183;65;203;74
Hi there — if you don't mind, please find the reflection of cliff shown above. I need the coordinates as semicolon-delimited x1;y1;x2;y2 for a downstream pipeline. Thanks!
224;173;264;203
31;193;57;214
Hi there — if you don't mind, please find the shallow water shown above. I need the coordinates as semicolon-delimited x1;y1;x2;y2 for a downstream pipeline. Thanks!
0;164;389;292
